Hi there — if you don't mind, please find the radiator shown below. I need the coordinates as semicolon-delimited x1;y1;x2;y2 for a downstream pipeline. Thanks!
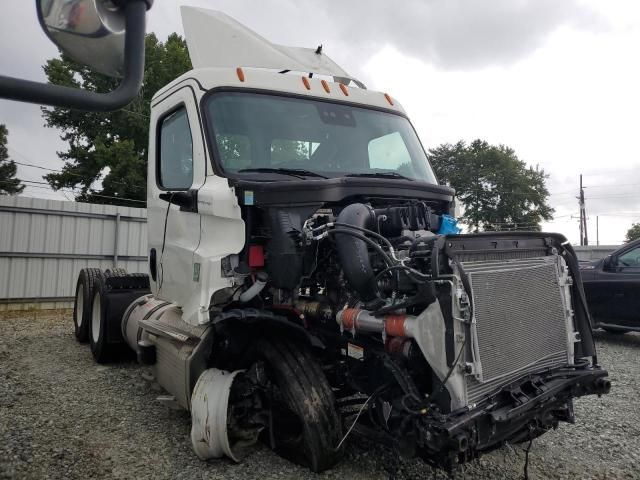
461;256;572;405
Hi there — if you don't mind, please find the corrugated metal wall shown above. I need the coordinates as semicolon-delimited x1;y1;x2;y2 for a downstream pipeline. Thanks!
0;196;147;310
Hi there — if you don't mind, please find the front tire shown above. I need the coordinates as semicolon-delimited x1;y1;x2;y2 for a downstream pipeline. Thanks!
258;339;343;472
73;268;103;343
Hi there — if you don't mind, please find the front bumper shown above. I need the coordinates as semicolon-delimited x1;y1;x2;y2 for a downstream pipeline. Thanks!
419;365;610;466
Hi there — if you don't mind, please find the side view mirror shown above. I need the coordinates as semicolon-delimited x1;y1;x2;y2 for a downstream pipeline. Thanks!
603;255;616;271
38;0;126;78
0;0;153;111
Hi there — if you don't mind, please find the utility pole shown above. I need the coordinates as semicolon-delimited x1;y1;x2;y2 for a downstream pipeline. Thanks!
579;174;588;246
596;216;599;246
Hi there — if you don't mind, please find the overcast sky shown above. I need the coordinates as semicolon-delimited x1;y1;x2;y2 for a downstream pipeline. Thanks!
1;0;639;244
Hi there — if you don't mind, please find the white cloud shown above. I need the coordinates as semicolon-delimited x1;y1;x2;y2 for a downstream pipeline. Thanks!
1;0;638;242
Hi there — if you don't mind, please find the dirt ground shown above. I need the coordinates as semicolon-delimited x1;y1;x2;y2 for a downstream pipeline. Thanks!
1;310;638;480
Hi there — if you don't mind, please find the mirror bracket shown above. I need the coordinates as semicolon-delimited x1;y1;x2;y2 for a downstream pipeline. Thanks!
0;0;148;111
159;190;199;213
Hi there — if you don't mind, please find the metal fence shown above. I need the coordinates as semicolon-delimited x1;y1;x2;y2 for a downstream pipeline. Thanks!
573;245;618;262
0;196;147;311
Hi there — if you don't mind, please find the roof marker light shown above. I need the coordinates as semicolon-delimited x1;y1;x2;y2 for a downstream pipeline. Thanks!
302;76;311;90
236;67;245;82
339;83;349;96
321;79;331;93
384;93;394;106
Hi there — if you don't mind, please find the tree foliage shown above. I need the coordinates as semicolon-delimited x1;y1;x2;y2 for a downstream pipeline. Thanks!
427;140;553;232
626;223;640;243
0;124;25;195
42;33;192;206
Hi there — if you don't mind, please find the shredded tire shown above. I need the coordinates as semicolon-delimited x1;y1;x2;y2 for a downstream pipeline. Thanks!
258;338;343;472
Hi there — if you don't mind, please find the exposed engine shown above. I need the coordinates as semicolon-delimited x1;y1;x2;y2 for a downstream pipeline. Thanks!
204;199;609;467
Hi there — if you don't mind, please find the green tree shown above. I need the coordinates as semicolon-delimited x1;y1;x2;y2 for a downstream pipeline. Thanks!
626;223;640;242
0;124;25;195
42;33;192;206
428;140;553;232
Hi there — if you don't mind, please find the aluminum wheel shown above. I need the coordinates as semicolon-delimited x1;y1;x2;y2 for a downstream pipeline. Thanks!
73;268;103;343
75;288;84;329
91;292;102;344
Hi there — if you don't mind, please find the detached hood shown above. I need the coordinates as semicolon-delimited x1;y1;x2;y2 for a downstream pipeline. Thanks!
180;7;365;87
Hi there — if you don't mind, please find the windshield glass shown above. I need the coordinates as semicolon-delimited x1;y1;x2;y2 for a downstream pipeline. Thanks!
204;92;437;183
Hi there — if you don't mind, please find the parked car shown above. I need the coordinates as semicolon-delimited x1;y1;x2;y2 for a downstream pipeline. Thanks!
581;238;640;333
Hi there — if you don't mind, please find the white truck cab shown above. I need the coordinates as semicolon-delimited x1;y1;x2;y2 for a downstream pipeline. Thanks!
148;7;420;326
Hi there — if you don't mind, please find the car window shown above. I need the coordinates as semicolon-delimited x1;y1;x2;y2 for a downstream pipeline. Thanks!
158;108;193;190
618;247;640;267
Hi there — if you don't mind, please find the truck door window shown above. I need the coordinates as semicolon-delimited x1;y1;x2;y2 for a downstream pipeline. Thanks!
618;247;640;268
158;108;193;190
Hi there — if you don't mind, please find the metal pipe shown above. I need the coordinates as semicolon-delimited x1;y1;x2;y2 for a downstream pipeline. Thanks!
114;212;121;268
336;308;417;338
0;1;147;111
239;272;268;303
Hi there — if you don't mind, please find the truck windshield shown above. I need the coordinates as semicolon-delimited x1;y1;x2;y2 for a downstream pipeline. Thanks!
204;92;437;183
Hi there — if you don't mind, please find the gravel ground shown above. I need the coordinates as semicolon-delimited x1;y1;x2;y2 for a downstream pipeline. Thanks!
0;310;638;480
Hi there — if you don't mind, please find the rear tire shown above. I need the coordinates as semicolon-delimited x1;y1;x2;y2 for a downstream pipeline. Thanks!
258;339;343;472
105;267;127;276
73;268;103;343
89;275;119;363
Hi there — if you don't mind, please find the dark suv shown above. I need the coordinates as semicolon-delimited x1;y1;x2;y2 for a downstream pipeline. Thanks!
581;238;640;333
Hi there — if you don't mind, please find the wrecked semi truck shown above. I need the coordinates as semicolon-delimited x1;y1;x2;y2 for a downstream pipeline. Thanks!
73;8;610;470
1;2;610;473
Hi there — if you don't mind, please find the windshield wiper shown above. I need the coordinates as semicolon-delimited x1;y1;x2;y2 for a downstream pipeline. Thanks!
345;172;414;181
237;167;328;179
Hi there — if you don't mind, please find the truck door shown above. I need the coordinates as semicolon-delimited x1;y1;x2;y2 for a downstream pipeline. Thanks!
589;245;640;327
147;87;205;315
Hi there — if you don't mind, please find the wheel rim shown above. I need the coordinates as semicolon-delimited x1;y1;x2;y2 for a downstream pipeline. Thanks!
91;293;101;343
76;288;84;328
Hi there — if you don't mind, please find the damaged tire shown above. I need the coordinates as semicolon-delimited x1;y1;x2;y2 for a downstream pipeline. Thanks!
73;268;103;343
258;338;343;472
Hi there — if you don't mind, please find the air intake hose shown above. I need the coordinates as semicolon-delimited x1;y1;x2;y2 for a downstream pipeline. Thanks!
335;203;378;301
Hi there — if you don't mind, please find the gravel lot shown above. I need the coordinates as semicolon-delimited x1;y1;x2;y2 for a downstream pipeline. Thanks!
0;310;638;480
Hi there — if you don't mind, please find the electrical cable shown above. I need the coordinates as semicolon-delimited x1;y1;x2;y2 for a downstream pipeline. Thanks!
325;229;394;266
429;337;467;402
334;393;374;451
374;264;430;283
157;193;174;291
332;222;395;252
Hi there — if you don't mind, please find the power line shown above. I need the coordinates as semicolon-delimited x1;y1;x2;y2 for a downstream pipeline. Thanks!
11;158;145;190
0;179;146;204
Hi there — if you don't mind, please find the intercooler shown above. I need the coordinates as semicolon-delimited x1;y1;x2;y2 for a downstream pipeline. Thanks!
460;255;573;405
